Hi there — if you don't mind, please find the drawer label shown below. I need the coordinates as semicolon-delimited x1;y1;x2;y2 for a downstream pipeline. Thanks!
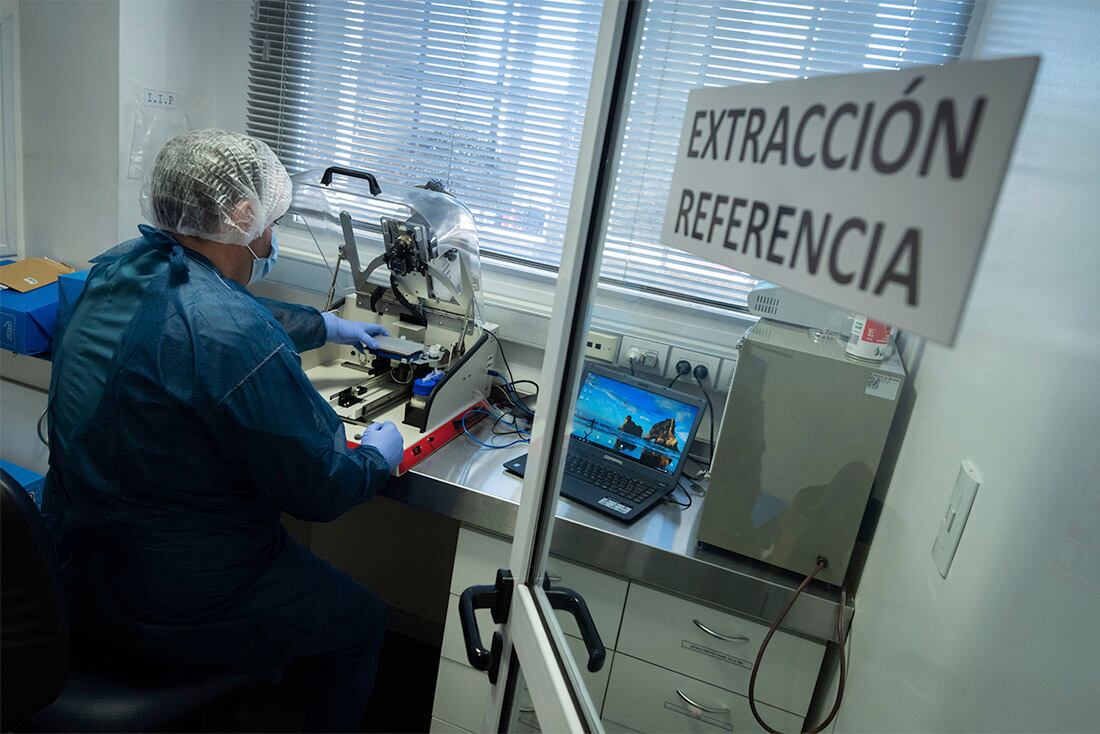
664;701;733;731
682;640;754;671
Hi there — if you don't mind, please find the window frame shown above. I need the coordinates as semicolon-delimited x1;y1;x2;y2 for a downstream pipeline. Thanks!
0;3;22;258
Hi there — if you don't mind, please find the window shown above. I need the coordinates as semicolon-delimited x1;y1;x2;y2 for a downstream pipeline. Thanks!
248;0;602;268
603;0;975;309
248;0;974;311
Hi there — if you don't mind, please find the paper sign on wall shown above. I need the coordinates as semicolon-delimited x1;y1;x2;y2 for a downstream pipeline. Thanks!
661;57;1038;344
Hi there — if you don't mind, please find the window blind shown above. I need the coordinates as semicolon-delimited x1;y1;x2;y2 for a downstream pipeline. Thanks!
247;0;602;268
602;0;974;309
248;0;973;310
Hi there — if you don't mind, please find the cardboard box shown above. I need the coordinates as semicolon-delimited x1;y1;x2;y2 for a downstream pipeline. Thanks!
0;257;74;293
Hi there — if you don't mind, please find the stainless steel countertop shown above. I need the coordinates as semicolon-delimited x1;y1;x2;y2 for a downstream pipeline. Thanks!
390;419;851;645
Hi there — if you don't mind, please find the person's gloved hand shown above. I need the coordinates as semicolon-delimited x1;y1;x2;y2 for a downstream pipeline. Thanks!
321;312;389;351
359;421;404;472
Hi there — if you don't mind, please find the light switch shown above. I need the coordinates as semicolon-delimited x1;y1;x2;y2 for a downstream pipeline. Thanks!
932;460;980;578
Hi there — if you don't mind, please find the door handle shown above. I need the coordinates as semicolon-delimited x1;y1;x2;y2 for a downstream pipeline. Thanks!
542;576;606;673
458;569;513;684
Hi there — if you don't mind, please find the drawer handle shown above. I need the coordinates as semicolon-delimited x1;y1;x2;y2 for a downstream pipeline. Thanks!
546;573;562;583
693;619;750;643
676;689;730;715
519;707;536;714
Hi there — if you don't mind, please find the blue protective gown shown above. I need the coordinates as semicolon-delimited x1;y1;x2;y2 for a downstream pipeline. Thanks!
42;226;390;679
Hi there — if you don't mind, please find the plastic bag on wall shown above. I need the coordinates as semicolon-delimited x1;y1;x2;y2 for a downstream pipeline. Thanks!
126;91;199;181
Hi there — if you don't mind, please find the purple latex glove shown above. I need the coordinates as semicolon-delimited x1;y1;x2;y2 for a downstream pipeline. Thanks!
321;311;389;351
359;421;404;472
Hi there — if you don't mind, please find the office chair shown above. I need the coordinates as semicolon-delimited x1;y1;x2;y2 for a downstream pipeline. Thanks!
1;469;250;732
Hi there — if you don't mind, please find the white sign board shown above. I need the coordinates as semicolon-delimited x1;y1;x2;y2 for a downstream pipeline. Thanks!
661;57;1038;344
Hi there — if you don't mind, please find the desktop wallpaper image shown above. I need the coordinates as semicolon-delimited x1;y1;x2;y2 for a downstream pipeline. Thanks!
571;372;700;474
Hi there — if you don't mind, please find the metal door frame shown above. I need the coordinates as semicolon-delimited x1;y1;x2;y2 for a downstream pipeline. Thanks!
481;0;645;731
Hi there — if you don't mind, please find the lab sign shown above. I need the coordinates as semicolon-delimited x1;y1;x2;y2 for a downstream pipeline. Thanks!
661;56;1038;344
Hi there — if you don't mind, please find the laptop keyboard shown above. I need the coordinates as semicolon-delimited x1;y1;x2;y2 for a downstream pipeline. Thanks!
564;454;659;506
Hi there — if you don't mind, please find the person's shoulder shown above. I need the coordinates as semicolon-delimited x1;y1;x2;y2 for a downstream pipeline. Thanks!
173;273;285;348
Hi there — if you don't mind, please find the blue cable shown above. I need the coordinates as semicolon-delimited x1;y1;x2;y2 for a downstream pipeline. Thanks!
462;408;530;449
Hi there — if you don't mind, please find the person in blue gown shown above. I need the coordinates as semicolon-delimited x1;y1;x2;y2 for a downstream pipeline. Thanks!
42;129;404;732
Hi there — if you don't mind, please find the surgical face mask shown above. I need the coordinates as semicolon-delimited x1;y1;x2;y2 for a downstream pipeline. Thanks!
244;228;279;285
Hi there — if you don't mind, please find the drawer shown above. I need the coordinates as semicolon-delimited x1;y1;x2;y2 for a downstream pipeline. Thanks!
431;657;490;733
602;654;804;734
450;528;628;649
618;584;824;715
515;643;613;728
429;717;473;734
441;594;613;713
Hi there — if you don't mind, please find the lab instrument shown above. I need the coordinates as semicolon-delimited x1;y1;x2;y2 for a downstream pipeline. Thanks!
698;319;905;585
288;167;496;473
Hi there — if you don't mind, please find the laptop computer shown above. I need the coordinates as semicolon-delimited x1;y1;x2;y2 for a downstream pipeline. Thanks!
504;363;705;523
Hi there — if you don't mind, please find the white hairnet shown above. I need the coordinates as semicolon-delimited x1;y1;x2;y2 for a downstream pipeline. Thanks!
140;129;292;246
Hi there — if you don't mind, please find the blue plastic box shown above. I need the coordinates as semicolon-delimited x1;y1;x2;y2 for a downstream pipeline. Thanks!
0;263;89;355
58;270;90;310
0;460;46;509
0;279;61;355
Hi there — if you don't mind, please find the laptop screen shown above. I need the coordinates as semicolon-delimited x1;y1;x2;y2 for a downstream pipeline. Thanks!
571;370;701;476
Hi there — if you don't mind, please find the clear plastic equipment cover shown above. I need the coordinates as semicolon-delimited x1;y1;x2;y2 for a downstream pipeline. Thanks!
288;169;483;318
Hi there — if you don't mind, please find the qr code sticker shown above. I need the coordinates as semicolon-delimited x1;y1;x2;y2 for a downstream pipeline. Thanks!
866;373;900;400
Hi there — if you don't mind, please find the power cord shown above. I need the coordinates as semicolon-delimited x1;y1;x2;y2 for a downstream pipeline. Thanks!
37;407;49;448
748;558;848;734
662;477;693;509
693;366;716;470
482;330;537;416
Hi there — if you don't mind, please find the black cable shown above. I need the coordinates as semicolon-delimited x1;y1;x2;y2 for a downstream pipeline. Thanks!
663;479;693;509
505;379;540;397
389;273;427;325
483;329;537;415
37;407;49;448
667;374;681;388
695;374;716;470
628;357;635;376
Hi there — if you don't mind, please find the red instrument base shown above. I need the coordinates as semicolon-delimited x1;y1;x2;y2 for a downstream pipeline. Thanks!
347;404;485;475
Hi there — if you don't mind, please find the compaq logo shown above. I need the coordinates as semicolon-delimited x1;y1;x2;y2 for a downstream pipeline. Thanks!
603;455;623;465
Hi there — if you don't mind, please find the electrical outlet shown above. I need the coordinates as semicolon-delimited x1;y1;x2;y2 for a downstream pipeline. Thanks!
665;347;722;389
617;336;668;375
585;330;620;363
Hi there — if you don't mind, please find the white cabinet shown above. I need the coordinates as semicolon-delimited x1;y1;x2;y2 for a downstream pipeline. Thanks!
617;584;824;715
434;527;623;733
449;528;629;649
433;603;613;732
602;654;804;734
433;528;825;733
431;657;492;733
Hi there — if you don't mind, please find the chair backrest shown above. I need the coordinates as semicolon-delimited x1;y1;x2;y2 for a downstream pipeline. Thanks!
1;468;70;729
